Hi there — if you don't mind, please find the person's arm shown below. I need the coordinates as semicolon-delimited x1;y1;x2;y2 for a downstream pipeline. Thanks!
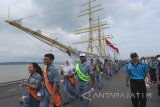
156;68;160;85
70;68;75;77
145;72;152;86
157;74;160;85
93;64;96;72
90;74;96;88
61;70;63;76
100;64;104;73
64;75;71;79
23;82;36;89
126;73;130;87
23;75;42;89
146;72;151;83
63;69;74;79
60;65;64;76
144;64;151;85
126;65;130;87
88;65;96;89
25;84;37;88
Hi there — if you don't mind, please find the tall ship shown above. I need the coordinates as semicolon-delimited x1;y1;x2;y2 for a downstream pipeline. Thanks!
5;0;119;62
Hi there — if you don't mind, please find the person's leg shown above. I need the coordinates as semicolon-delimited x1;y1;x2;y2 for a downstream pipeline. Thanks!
78;83;83;101
96;73;102;90
158;77;160;96
104;70;108;79
107;70;111;79
110;68;113;77
67;79;78;98
95;72;99;89
30;96;40;107
130;80;139;107
63;79;73;103
82;84;91;107
150;68;154;82
158;85;160;96
149;68;153;81
106;69;109;79
22;100;30;107
22;92;31;107
22;102;30;107
39;96;49;107
139;81;147;107
131;92;139;107
139;93;147;107
153;69;157;82
98;73;102;89
53;105;60;107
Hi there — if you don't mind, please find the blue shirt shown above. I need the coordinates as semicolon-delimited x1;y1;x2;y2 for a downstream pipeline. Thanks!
44;64;59;100
126;62;150;79
28;72;42;90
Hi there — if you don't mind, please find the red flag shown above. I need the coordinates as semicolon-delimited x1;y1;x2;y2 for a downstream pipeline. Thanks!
105;39;119;54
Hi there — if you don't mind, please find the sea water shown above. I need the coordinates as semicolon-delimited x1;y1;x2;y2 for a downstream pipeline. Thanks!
0;64;60;83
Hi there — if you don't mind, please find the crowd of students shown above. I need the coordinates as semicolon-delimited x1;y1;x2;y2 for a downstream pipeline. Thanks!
18;52;160;107
19;53;122;107
140;57;160;96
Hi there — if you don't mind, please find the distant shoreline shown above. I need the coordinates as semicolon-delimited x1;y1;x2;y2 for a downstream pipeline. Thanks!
0;62;43;65
0;62;62;65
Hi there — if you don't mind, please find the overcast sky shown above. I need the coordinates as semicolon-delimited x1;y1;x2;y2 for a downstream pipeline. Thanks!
0;0;160;62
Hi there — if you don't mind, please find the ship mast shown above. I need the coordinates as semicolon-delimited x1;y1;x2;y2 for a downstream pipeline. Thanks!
94;16;114;58
88;0;93;54
75;0;113;59
5;19;79;56
97;16;102;55
75;0;105;55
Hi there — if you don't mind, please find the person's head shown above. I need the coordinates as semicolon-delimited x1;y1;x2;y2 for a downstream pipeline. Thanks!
44;53;54;65
104;59;108;63
96;59;100;64
28;63;43;76
79;53;86;63
90;59;94;63
130;53;139;63
65;59;71;66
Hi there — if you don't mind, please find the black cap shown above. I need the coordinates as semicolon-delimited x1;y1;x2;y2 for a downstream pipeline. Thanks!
130;53;138;58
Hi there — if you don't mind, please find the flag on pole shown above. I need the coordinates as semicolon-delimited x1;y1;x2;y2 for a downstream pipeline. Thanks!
105;39;119;54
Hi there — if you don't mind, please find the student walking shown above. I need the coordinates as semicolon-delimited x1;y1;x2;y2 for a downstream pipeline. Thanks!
126;53;151;107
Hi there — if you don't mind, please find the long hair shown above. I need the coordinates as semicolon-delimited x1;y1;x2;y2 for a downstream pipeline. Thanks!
31;63;43;76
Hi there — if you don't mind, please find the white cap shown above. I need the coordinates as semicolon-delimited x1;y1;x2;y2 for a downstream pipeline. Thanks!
79;53;86;57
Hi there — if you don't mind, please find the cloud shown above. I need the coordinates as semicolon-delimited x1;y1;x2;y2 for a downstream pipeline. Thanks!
100;0;160;58
0;0;160;62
